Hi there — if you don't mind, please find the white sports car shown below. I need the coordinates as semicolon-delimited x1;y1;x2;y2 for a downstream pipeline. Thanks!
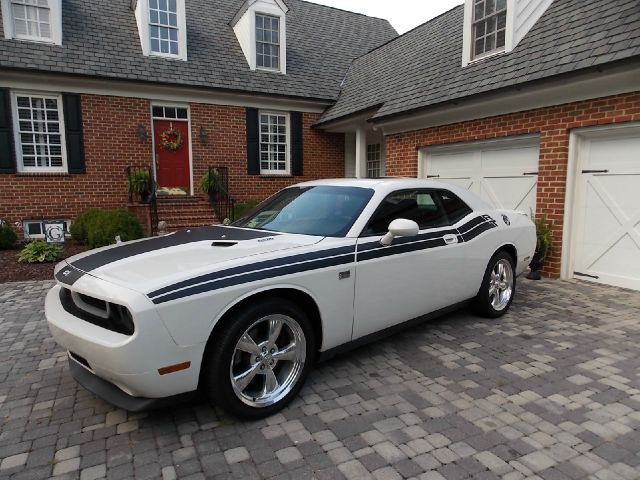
45;179;535;418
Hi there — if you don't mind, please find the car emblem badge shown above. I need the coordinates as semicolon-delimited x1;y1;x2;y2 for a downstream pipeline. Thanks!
502;214;511;226
62;270;71;277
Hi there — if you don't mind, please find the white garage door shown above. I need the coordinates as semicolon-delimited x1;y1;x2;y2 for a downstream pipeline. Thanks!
422;137;540;214
572;126;640;291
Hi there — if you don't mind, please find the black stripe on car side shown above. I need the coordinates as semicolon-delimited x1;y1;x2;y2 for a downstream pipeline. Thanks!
152;253;356;304
147;245;356;299
71;226;278;273
149;216;498;304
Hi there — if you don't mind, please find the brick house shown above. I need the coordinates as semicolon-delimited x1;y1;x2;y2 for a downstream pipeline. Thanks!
0;0;396;233
316;0;640;291
1;0;640;291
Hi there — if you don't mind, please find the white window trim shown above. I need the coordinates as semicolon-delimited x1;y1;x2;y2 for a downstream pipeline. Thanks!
259;110;290;176
135;0;187;61
232;1;287;74
255;12;282;72
462;0;514;67
11;90;68;173
1;0;62;45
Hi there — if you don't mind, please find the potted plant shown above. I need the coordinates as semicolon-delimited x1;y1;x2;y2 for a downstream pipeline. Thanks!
129;171;151;203
526;212;553;280
200;169;221;201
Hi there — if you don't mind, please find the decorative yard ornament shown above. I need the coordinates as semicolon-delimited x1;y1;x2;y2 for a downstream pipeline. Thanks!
44;222;66;244
159;123;184;152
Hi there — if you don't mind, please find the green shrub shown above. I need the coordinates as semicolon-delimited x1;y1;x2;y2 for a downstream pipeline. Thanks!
17;241;62;264
0;222;17;250
70;209;144;248
128;171;151;201
199;169;220;195
86;209;143;249
70;208;102;244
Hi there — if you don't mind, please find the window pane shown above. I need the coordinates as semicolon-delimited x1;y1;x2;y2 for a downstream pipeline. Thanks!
15;95;64;170
365;190;449;235
496;0;506;10
438;191;473;224
474;0;484;20
496;29;506;48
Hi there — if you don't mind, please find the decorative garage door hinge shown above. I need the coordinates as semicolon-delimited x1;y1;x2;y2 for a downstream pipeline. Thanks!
574;272;600;279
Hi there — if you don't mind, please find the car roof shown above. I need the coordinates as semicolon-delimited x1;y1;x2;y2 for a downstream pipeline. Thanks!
291;178;492;212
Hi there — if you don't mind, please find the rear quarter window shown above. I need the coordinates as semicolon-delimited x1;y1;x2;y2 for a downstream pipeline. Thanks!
437;190;473;224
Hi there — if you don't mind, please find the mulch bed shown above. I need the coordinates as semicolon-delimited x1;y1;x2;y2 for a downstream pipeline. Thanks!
0;243;88;283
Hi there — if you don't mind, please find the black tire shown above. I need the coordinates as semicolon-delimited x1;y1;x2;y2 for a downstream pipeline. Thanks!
472;251;516;318
201;298;315;420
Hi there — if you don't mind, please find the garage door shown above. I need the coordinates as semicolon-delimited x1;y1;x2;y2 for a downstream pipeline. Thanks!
422;137;540;214
572;126;640;291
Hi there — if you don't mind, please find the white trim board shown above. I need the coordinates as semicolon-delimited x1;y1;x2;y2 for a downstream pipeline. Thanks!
0;71;328;113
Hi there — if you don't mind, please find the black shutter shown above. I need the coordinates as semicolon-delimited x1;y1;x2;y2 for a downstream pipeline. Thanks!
290;112;303;176
0;89;16;174
246;108;260;175
62;94;86;174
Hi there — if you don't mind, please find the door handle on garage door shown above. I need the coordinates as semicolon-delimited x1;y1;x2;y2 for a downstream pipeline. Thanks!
443;234;458;245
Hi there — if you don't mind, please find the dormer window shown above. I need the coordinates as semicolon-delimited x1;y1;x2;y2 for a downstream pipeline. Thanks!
134;0;187;60
1;0;62;44
472;0;507;58
256;13;280;70
149;0;178;55
231;0;288;74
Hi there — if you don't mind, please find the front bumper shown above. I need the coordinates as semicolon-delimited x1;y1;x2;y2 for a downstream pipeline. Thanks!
45;282;205;400
68;355;195;412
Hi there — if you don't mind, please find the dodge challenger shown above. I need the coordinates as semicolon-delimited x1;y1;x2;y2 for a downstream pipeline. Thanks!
45;178;536;418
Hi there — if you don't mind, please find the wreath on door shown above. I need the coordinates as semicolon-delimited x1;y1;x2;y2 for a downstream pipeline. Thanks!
159;124;184;151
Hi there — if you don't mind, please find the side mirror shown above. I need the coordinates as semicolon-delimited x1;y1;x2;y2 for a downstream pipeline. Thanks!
380;219;419;246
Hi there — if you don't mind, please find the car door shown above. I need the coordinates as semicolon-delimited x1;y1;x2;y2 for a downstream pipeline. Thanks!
352;189;473;340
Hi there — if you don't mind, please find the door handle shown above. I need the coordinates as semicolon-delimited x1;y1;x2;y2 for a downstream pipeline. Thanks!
443;234;458;245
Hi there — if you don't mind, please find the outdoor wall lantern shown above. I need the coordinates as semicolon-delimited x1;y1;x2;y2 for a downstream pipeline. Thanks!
137;124;149;142
199;127;209;144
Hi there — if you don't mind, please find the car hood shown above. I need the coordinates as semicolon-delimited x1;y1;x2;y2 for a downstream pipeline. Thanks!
59;226;322;295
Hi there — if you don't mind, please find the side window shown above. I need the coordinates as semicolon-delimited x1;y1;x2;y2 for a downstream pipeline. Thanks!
437;190;473;224
363;190;448;236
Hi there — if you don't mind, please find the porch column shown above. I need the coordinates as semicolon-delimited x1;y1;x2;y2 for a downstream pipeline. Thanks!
355;126;367;179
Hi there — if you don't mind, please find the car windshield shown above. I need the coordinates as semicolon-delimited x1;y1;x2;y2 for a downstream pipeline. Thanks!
232;186;374;237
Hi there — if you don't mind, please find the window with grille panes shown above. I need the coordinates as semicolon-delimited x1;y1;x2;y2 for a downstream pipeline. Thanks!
256;13;280;70
149;0;179;56
12;93;66;172
259;112;289;175
367;144;382;178
10;0;51;40
472;0;507;59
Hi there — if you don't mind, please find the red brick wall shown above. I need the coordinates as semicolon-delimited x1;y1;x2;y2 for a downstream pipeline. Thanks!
190;105;344;203
0;94;344;235
0;95;152;228
385;92;640;277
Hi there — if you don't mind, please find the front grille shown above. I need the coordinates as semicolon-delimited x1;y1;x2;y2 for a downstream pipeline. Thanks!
59;288;135;336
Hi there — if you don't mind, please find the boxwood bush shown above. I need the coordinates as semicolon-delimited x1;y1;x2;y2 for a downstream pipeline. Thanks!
0;222;17;250
71;208;144;249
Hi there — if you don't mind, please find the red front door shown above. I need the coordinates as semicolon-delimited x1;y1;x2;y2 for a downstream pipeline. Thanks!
153;119;190;191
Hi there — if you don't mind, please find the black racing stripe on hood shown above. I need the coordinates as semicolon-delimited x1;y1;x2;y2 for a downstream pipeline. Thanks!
70;226;279;273
148;245;355;299
55;264;86;286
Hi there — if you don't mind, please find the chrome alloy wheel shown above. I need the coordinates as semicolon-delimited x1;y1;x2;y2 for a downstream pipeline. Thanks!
230;314;306;408
488;259;514;311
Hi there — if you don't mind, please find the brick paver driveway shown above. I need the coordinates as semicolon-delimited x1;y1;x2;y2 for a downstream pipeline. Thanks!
1;279;639;480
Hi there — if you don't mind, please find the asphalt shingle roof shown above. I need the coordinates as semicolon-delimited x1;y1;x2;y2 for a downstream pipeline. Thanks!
319;0;640;124
0;0;397;102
